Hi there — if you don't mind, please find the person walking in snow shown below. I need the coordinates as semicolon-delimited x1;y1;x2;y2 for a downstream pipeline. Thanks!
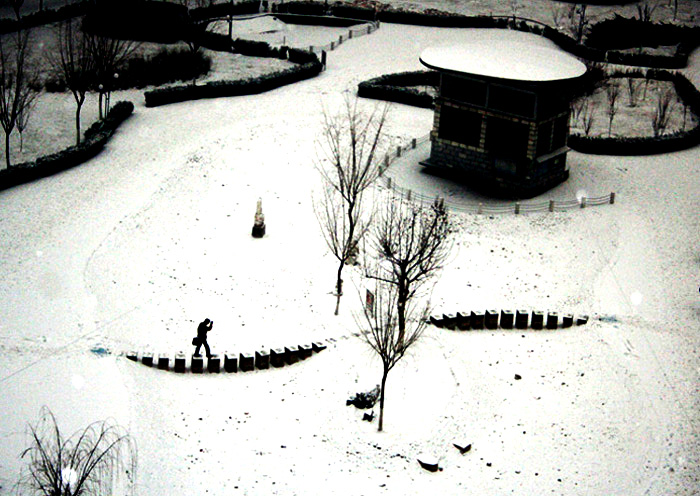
193;318;213;358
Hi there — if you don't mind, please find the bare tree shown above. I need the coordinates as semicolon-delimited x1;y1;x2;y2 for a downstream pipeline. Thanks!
636;1;658;22
9;0;24;20
16;92;35;152
87;33;138;119
366;195;451;344
565;4;589;43
626;77;642;107
605;79;620;137
315;95;389;315
0;30;39;169
48;18;94;145
651;86;675;137
581;99;596;136
357;280;428;431
16;407;137;496
550;3;567;31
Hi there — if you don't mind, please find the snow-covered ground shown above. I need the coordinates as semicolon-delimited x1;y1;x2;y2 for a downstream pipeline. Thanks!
0;19;698;496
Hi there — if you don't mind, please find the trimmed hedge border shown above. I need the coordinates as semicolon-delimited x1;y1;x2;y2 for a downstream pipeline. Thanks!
0;101;134;191
357;70;438;109
144;55;323;107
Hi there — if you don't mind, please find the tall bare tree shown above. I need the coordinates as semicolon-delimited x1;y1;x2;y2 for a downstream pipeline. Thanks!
565;4;589;43
366;196;451;344
626;77;642;107
48;18;94;145
0;29;39;169
16;407;137;496
605;79;620;137
315;95;389;315
636;1;658;22
87;33;138;119
357;280;428;432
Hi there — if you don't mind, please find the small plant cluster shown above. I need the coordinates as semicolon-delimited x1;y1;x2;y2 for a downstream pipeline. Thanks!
0;101;134;190
357;71;438;109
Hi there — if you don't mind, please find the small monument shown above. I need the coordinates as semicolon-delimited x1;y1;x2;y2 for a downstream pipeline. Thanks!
252;198;266;238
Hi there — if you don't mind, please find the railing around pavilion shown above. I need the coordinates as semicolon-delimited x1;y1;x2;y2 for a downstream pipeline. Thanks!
377;135;616;215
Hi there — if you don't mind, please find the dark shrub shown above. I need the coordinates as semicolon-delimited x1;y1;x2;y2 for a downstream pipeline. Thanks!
117;48;212;90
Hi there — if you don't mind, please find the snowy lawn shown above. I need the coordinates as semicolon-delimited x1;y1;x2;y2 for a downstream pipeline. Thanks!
0;19;698;496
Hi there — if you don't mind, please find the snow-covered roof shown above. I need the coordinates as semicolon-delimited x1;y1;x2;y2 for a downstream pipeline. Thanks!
419;42;587;82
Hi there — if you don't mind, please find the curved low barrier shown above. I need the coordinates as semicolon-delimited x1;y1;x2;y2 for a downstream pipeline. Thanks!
0;101;134;192
125;341;327;373
376;135;616;214
430;310;589;331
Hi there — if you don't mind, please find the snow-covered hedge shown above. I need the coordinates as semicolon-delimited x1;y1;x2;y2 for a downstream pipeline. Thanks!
144;60;322;107
0;101;134;191
357;71;437;109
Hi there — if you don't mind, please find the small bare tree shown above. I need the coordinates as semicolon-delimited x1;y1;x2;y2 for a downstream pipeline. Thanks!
0;30;39;169
9;0;24;20
636;1;658;22
626;77;642;107
605;79;620;137
16;93;35;152
366;195;451;344
358;280;428;432
550;3;567;31
581;99;596;136
651;86;675;137
48;18;95;145
565;4;589;43
315;95;389;315
16;407;137;496
87;33;138;119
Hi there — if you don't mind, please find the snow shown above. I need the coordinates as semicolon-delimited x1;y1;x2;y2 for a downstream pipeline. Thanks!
0;17;699;496
420;42;587;82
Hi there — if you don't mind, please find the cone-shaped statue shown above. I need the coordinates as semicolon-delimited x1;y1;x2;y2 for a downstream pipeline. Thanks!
252;198;266;238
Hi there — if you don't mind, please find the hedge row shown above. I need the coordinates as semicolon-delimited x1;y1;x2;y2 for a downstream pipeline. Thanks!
0;101;134;191
357;71;437;109
0;0;92;34
144;59;322;107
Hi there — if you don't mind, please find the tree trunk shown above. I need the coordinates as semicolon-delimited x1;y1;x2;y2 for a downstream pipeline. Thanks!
397;284;408;345
378;367;388;432
98;92;104;120
334;263;343;315
75;99;83;145
5;131;11;169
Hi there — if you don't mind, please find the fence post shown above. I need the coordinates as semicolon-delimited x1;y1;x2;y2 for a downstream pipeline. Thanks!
330;41;335;50
348;30;353;39
515;202;520;214
580;197;587;208
321;50;327;68
549;199;554;212
610;192;615;204
478;202;483;214
367;25;371;35
407;189;412;201
387;177;392;189
411;138;417;149
339;35;343;44
396;145;401;157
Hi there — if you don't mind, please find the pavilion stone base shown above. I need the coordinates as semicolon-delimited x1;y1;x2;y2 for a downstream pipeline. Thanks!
424;140;569;199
